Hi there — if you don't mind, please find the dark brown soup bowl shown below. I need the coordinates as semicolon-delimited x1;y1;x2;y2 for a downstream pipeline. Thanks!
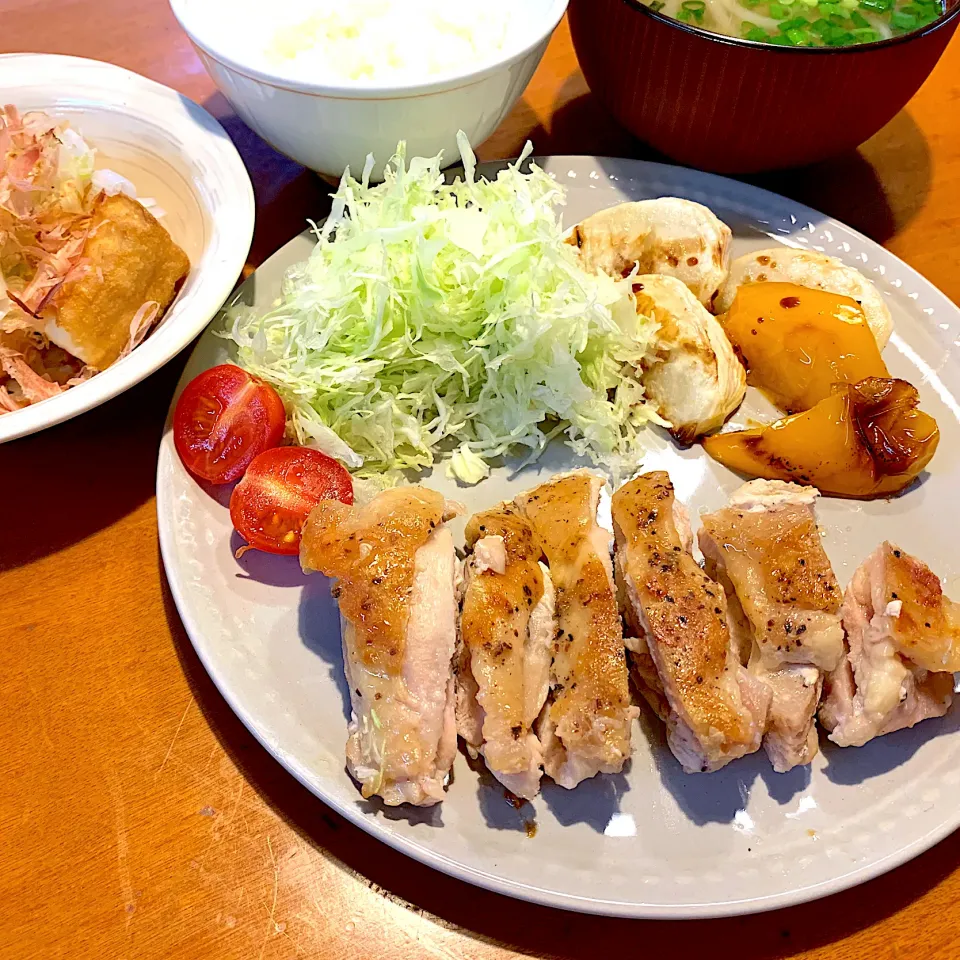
568;0;960;173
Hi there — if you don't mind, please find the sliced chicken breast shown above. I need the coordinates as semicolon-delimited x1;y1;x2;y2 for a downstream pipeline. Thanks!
699;480;845;772
514;471;638;788
631;274;745;442
300;487;460;806
821;543;958;747
715;248;893;348
612;472;770;773
457;503;556;800
567;197;731;307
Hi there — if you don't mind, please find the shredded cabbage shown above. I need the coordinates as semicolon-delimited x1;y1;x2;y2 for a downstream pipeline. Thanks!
223;136;660;482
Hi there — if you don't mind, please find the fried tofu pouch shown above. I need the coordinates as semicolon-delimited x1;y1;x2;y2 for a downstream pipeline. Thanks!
40;193;190;370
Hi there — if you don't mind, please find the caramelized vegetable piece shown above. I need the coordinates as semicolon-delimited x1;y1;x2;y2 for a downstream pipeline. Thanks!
704;377;939;497
721;282;889;413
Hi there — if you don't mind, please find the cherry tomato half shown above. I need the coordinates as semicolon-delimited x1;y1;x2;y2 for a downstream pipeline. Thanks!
174;364;285;483
230;446;354;555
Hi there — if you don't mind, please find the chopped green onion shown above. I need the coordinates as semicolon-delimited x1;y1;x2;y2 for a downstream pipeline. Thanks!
891;9;918;27
902;2;938;20
743;21;772;37
649;1;666;10
811;15;850;39
698;0;938;46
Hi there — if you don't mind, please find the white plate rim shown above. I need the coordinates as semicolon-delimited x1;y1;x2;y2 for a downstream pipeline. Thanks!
0;53;254;444
157;155;960;919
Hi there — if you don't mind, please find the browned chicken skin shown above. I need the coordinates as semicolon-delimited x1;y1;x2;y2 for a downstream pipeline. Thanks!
611;472;770;773
699;480;845;772
303;488;444;674
821;543;959;747
301;487;459;806
457;503;556;799
303;458;959;802
514;471;637;788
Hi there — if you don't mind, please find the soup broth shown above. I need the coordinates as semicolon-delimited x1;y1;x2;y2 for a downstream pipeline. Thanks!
644;0;943;45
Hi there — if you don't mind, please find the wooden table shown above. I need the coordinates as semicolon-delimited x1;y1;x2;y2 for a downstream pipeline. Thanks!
3;3;960;958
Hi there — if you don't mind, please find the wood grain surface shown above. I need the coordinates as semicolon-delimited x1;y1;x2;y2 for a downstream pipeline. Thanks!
3;3;960;958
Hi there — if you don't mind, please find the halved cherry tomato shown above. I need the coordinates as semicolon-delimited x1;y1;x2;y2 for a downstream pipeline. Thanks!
174;364;285;483
230;446;354;555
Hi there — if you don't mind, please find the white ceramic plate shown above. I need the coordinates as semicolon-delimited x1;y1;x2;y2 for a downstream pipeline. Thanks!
157;156;960;919
0;54;254;443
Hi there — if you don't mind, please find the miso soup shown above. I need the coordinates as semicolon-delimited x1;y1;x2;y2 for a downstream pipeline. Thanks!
643;0;944;46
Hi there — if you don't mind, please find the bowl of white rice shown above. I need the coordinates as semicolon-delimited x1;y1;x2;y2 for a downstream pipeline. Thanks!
170;0;568;178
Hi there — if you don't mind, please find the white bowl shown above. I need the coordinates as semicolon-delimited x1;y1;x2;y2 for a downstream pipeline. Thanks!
169;0;569;178
0;54;254;445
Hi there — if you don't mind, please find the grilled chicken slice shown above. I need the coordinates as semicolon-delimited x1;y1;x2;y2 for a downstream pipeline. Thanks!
514;471;637;788
300;487;460;806
631;275;746;442
611;472;770;773
567;198;731;307
715;248;893;348
698;480;845;772
457;504;556;799
820;543;959;747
